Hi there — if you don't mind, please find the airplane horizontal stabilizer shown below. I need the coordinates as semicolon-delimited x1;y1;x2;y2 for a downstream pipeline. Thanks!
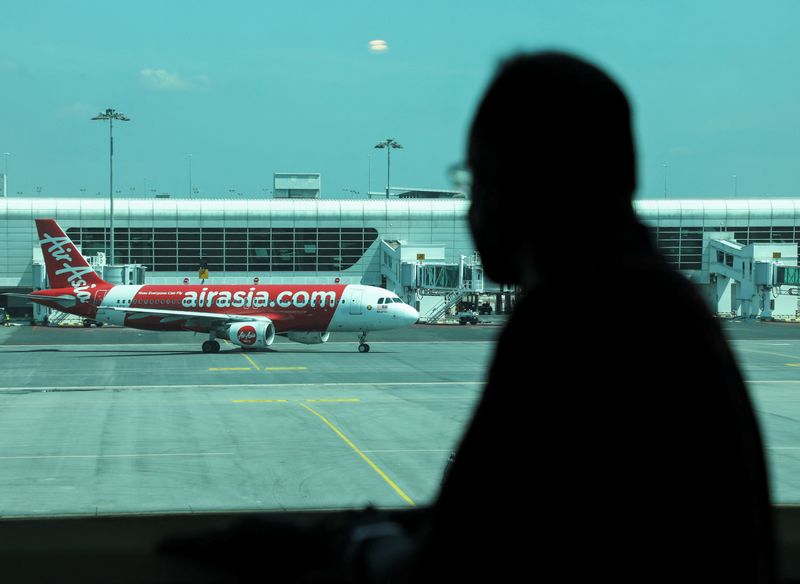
2;292;78;309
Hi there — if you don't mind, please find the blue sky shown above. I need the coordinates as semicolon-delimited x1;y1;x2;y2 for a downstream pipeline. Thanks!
1;0;798;199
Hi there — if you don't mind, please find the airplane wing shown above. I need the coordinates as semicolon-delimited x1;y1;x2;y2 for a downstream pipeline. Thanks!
111;307;277;326
110;307;304;333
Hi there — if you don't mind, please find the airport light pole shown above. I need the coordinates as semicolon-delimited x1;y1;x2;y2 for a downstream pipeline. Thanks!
91;108;130;264
374;138;402;198
3;152;10;197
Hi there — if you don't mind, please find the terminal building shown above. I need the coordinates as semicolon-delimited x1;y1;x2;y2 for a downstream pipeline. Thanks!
0;196;486;321
2;197;800;321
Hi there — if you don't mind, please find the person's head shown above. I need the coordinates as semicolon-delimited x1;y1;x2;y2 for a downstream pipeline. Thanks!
467;51;638;285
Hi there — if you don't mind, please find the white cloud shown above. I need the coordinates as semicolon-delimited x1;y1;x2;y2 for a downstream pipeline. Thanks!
140;68;198;91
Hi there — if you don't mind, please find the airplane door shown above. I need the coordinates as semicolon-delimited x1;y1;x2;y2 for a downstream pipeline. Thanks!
95;289;108;306
350;289;363;315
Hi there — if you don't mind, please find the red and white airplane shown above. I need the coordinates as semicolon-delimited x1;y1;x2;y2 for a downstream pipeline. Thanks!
4;219;419;353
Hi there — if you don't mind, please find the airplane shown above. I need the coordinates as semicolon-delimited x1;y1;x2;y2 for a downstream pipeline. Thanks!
4;219;420;353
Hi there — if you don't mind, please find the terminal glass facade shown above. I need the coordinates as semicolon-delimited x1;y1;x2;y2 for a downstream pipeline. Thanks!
645;224;800;271
4;198;800;286
65;227;379;272
64;222;800;275
0;198;474;287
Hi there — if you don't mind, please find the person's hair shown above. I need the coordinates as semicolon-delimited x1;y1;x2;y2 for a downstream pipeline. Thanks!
468;51;637;219
466;52;643;284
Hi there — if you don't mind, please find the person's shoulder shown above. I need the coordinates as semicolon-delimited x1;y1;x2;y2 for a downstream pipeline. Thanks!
498;256;716;335
636;261;712;312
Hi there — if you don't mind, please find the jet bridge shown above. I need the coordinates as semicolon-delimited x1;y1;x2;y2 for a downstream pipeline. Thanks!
410;256;484;322
706;236;798;319
378;240;484;322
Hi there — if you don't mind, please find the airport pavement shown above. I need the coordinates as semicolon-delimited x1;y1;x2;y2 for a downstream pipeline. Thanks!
719;322;800;504
0;324;497;517
3;320;800;516
718;318;800;341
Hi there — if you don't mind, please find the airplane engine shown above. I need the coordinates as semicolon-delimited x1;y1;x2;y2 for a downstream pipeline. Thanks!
227;320;276;348
286;331;330;345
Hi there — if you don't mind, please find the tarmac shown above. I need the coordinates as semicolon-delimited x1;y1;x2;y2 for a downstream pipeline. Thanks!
3;319;800;517
721;319;800;504
0;324;498;517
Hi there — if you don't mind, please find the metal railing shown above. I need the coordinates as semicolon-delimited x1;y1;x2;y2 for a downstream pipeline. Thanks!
47;310;83;326
424;287;469;323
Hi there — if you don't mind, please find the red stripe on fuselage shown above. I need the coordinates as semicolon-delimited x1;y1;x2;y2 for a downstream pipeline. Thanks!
125;284;347;333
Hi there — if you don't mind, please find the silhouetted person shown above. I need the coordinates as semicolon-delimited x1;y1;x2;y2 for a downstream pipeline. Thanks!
160;52;774;584
411;52;774;582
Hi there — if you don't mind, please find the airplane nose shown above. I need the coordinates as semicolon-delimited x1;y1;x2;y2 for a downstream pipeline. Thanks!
404;305;419;324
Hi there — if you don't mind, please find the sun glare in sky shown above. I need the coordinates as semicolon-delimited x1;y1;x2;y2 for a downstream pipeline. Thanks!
368;39;388;52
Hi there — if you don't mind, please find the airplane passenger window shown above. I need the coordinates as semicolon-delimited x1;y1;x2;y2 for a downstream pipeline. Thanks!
1;6;798;566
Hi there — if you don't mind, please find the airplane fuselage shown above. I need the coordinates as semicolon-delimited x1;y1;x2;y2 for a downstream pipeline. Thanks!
17;219;418;353
31;283;418;334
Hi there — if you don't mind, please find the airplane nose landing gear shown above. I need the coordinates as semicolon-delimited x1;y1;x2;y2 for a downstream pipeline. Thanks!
358;331;370;353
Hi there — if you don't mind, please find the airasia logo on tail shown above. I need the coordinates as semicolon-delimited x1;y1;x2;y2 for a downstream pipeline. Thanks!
237;325;257;345
39;231;96;302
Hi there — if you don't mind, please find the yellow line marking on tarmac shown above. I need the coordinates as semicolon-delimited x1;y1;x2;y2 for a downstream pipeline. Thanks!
786;364;800;367
209;367;252;371
233;399;289;403
240;353;261;371
221;339;263;370
265;366;308;371
298;402;415;507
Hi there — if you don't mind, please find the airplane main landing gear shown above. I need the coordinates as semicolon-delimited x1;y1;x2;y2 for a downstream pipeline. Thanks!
203;330;221;353
357;332;370;353
202;340;220;353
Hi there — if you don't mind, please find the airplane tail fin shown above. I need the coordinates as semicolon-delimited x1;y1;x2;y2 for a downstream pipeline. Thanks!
35;219;107;289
